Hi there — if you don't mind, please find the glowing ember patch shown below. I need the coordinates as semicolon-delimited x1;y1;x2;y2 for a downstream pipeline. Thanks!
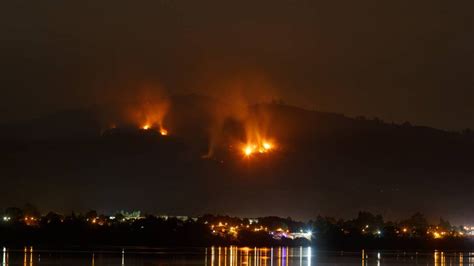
160;128;168;136
142;124;151;130
242;140;275;157
243;145;254;156
263;142;272;150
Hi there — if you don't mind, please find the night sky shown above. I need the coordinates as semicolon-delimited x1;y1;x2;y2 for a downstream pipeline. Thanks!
1;0;473;129
1;0;474;223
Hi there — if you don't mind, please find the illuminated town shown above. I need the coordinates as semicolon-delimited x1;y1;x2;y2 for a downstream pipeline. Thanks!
1;208;474;249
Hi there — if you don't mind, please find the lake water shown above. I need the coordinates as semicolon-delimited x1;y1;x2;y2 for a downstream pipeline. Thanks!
1;246;473;265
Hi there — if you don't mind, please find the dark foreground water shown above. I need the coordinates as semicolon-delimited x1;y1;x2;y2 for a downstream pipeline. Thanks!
1;246;473;265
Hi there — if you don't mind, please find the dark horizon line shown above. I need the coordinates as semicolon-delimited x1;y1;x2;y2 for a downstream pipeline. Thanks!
2;92;472;134
3;206;472;227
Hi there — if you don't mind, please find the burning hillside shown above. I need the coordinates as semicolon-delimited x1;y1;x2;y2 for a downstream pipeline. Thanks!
2;94;474;221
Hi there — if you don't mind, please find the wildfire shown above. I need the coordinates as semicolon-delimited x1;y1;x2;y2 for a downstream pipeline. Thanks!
243;145;254;156
126;91;170;136
140;123;169;136
242;140;275;157
262;142;273;150
160;127;168;136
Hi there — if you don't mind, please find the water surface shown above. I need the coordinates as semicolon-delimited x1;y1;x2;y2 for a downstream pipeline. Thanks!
2;246;473;265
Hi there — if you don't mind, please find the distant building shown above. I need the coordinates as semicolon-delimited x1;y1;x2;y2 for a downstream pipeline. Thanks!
464;226;474;236
120;211;142;220
158;215;197;222
272;230;312;240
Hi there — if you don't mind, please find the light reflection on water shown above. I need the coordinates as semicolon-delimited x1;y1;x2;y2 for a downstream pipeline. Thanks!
1;246;474;265
206;246;311;266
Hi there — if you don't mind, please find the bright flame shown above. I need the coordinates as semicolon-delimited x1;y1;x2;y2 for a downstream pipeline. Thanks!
141;123;169;136
160;128;168;136
242;140;275;157
243;145;255;156
239;111;276;158
126;90;170;136
262;142;272;150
